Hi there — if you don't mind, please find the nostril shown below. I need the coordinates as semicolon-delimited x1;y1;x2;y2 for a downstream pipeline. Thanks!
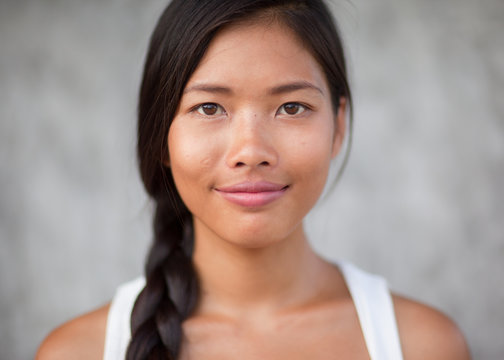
233;160;269;168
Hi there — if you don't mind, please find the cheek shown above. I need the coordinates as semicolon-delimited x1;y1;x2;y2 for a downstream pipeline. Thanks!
168;124;220;202
295;141;332;194
286;121;335;181
279;119;335;208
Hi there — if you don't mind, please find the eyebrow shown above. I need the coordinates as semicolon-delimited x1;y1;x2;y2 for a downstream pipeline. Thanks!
269;81;323;95
183;84;232;94
183;81;323;96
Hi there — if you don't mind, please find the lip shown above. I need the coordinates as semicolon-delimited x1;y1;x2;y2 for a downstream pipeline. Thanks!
215;181;289;207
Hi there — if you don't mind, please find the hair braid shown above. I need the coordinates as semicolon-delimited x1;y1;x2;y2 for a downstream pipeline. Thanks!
126;189;198;360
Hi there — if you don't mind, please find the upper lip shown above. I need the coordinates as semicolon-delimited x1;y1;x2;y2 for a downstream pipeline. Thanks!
215;181;288;193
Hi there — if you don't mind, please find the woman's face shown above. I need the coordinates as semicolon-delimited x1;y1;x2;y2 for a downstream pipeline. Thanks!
168;21;345;248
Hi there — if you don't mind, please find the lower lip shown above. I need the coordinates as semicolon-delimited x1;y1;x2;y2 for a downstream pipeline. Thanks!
216;188;287;208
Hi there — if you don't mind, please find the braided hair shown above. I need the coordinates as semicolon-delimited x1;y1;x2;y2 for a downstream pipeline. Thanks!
128;0;352;359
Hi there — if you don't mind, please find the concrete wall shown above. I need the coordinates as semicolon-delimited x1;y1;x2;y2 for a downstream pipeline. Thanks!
0;0;502;358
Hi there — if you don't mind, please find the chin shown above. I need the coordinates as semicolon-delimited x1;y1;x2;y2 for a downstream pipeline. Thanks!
227;234;283;249
219;220;301;250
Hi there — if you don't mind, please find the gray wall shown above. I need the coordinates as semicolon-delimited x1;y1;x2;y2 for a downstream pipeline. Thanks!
1;0;502;359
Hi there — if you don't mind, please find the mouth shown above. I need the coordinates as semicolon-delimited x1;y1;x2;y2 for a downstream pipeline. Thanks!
214;181;289;207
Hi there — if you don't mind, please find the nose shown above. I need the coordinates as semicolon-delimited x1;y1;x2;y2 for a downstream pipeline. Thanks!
225;112;278;169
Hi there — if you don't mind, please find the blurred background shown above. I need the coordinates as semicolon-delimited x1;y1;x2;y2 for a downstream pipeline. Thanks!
0;0;502;358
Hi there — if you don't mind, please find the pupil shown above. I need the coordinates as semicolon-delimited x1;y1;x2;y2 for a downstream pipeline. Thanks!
285;103;298;115
203;104;217;115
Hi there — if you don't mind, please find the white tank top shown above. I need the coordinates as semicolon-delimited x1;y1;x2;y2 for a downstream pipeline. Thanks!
103;261;403;360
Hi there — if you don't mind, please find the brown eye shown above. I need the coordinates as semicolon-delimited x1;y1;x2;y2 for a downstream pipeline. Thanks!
196;103;224;116
278;102;307;116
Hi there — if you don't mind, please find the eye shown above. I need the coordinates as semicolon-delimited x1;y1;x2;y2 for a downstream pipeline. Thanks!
195;103;225;116
277;102;308;116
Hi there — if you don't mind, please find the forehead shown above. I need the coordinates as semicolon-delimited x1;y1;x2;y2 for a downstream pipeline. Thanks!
185;20;329;93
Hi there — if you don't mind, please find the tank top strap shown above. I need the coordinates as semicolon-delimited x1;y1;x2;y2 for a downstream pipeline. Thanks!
103;277;145;360
337;261;404;360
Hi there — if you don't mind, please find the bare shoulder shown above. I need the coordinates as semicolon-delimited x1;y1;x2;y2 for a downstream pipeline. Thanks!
36;303;110;360
392;294;471;360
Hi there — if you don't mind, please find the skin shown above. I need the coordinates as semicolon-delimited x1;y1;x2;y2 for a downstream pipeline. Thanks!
36;21;471;360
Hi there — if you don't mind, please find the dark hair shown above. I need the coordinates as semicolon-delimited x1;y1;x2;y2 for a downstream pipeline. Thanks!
127;0;352;359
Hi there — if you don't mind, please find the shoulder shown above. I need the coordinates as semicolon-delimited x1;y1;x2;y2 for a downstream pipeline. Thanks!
392;294;471;360
36;304;110;360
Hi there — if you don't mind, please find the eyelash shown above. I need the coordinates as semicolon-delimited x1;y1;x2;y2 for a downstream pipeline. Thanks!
190;102;311;117
276;102;310;116
192;103;226;116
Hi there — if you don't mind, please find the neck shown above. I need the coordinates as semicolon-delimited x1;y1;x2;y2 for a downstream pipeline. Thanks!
191;220;332;319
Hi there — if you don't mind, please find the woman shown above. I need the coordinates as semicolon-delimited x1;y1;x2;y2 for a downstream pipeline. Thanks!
37;0;470;359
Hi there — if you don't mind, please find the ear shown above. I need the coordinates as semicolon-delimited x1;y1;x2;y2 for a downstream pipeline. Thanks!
162;147;171;167
331;97;347;159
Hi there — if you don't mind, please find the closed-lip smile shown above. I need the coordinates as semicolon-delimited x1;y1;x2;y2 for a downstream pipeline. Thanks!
214;181;289;207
